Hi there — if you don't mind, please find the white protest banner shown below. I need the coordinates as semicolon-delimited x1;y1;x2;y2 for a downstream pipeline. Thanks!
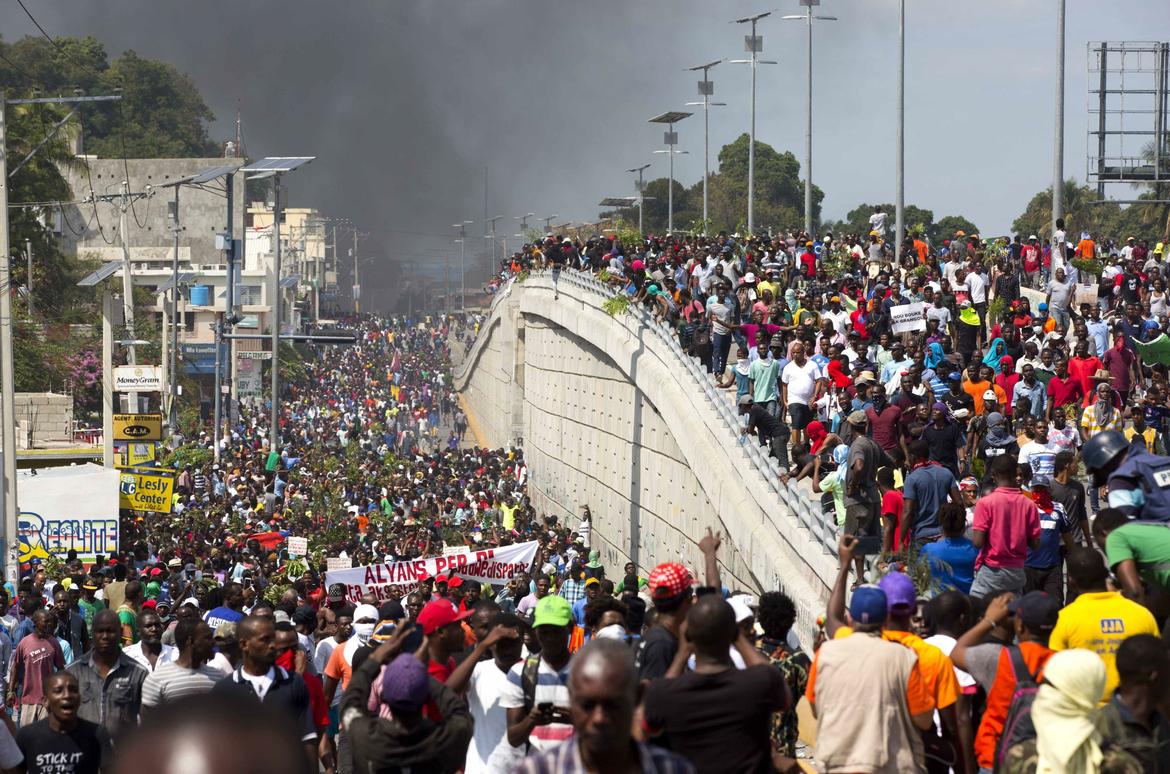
890;302;926;334
287;536;308;557
326;540;540;604
326;557;351;572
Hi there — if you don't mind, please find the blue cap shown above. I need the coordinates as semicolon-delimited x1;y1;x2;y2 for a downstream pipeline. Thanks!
849;584;888;625
1038;303;1048;311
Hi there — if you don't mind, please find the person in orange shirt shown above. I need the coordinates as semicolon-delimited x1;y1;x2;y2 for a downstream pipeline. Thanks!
825;558;972;772
951;591;1058;772
1074;232;1096;260
810;578;934;770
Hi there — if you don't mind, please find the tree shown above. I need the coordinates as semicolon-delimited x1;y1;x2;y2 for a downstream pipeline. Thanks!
1011;180;1125;242
705;134;822;235
933;215;980;243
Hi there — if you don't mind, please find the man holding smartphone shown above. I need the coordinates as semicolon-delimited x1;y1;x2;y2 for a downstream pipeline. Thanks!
500;596;574;756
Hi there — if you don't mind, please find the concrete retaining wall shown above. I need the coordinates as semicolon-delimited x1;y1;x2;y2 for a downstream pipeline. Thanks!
14;393;73;448
455;272;840;645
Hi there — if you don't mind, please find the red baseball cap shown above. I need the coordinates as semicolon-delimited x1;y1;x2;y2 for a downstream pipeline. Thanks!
648;562;694;601
447;576;464;589
416;599;472;635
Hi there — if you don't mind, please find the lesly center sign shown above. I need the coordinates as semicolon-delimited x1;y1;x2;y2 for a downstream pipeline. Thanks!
114;366;163;393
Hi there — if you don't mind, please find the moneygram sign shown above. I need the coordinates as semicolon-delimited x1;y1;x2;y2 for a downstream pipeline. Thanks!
119;468;175;513
114;365;163;393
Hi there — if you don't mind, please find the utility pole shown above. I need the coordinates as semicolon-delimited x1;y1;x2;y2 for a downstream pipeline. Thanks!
352;227;359;314
167;189;180;433
0;92;121;580
452;220;472;313
1052;0;1065;237
486;215;502;282
24;239;31;318
627;164;651;235
895;0;906;261
686;61;725;234
270;175;281;449
117;180;140;413
0;91;15;582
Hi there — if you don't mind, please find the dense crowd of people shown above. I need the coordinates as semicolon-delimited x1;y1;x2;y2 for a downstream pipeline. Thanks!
3;216;1170;773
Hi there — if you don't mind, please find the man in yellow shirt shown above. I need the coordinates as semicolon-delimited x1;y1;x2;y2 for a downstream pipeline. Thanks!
1049;547;1159;702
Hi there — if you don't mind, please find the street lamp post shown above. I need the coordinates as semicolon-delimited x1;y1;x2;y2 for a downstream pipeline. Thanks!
627;164;651;235
686;60;727;234
514;213;535;241
541;215;559;234
730;12;776;235
240;156;315;455
1052;0;1065;238
648;111;692;234
485;215;502;281
895;0;906;259
783;1;837;237
452;220;472;312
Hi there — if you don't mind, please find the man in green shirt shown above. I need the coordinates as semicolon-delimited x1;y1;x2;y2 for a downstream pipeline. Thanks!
748;351;781;416
79;578;104;635
117;580;143;645
1093;508;1170;617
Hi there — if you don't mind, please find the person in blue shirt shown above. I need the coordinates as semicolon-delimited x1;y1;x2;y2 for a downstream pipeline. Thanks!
922;504;978;594
1023;474;1075;604
571;578;601;637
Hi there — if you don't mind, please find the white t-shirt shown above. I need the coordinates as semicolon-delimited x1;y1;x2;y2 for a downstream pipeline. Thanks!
966;271;988;304
236;666;276;701
1018;440;1058;478
497;658;572;753
923;634;975;690
465;660;524;774
869;212;887;233
781;360;823;406
123;642;177;673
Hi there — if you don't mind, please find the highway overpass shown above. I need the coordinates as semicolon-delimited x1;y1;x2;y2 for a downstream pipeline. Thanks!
454;270;841;645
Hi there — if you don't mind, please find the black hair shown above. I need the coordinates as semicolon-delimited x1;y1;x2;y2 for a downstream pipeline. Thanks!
990;454;1017;480
1092;508;1127;539
1053;450;1076;474
1115;634;1167;684
924;590;971;634
1067;546;1109;590
583;596;628;630
757;591;797;640
491;612;526;631
938;503;967;536
174;617;201;651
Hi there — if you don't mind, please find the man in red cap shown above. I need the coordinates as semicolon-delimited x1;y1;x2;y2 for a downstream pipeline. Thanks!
636;563;694;682
417;599;473;706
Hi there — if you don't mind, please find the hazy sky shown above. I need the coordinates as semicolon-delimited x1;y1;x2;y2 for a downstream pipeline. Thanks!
3;1;1167;291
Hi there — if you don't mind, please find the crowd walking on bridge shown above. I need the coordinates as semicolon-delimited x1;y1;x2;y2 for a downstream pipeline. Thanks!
3;218;1170;773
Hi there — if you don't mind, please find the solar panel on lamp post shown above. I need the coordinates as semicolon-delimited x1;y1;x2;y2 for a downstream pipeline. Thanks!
648;111;692;234
730;12;776;236
686;60;726;235
783;0;837;237
626;164;651;235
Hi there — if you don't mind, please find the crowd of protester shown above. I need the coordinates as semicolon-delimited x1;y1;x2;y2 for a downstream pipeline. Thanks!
2;216;1170;773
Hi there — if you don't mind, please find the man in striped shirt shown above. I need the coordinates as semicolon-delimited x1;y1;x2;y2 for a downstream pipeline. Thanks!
141;618;220;711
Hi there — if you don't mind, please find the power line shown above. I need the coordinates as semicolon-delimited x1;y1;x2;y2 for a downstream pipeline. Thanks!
15;0;59;51
0;50;36;85
75;108;116;245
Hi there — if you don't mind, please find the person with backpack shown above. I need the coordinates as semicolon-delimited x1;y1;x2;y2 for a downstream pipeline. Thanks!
960;591;1059;772
500;595;573;757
